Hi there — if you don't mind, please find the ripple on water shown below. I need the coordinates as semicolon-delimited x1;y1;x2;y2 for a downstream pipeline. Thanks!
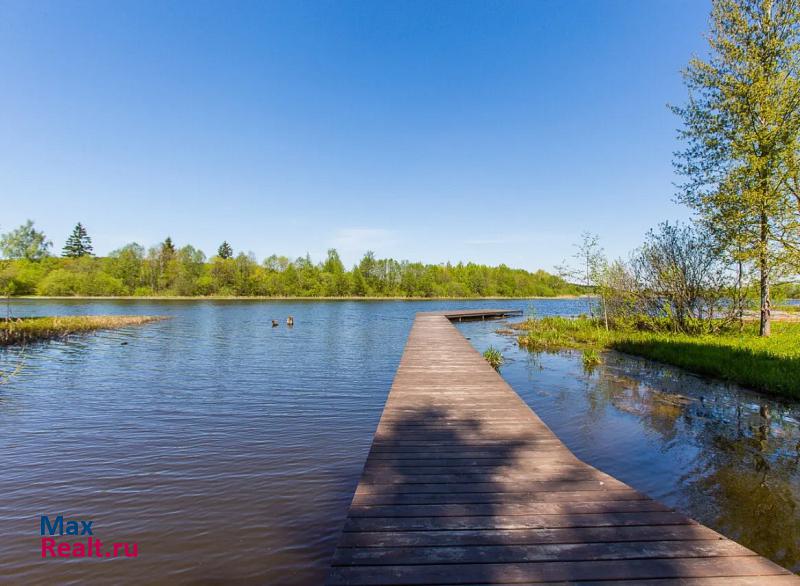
2;298;799;583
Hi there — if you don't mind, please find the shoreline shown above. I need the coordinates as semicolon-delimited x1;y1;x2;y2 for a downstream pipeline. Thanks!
509;315;800;398
7;295;587;301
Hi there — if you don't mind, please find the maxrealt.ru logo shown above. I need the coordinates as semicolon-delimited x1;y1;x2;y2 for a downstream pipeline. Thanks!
40;515;138;559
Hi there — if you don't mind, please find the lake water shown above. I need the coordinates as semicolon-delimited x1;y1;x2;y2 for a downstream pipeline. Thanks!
1;299;798;584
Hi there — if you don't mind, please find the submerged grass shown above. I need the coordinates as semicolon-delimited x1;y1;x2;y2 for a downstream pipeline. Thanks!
515;316;800;398
516;316;615;351
581;348;601;368
482;346;504;370
0;315;166;346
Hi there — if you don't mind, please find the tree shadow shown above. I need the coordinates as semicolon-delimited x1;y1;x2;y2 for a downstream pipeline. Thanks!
327;376;789;583
324;311;796;584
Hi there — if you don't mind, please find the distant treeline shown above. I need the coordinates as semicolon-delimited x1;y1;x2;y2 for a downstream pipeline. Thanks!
0;238;579;298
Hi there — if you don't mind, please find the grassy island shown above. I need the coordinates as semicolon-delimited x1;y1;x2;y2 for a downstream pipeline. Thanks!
0;315;166;346
513;316;800;398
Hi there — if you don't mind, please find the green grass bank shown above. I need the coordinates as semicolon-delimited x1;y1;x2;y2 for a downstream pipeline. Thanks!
514;316;800;398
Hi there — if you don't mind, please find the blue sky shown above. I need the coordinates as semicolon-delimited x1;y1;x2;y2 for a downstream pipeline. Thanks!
0;0;710;270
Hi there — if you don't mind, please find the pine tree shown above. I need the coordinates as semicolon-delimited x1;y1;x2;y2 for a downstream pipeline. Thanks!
62;223;93;258
162;237;176;256
217;241;233;259
160;237;176;264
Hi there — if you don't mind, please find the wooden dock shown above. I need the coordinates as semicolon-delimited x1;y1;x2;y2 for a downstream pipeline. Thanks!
425;309;524;322
327;311;799;585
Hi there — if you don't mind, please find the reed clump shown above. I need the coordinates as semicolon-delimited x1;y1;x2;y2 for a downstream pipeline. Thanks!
581;348;601;368
0;315;166;346
482;346;504;370
516;316;613;351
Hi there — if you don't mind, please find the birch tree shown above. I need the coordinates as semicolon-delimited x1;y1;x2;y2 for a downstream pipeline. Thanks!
673;0;800;336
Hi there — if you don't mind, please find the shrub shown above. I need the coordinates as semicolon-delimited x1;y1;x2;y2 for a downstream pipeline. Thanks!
36;269;83;296
84;273;126;296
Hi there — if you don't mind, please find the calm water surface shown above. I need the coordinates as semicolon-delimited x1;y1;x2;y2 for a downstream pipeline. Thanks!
1;299;798;584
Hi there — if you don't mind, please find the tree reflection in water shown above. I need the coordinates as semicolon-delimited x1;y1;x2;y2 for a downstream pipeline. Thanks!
689;407;800;569
510;348;800;572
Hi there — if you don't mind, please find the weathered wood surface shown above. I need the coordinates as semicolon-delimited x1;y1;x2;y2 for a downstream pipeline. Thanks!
423;308;523;321
327;312;798;585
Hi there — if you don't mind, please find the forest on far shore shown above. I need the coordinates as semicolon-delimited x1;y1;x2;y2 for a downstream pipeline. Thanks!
0;222;579;298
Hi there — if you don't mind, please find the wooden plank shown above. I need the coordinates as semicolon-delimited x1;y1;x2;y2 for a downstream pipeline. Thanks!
331;539;753;565
466;579;800;586
346;500;672;518
570;579;800;586
327;557;789;586
371;432;557;442
351;489;649;505
336;524;725;548
359;470;617;483
326;313;797;585
368;446;564;456
362;457;582;468
343;511;696;532
354;480;628;494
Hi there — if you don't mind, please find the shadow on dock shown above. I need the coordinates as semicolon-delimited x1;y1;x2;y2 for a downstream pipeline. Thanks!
326;313;797;585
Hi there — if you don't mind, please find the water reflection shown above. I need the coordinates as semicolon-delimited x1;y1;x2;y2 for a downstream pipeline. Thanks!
459;324;800;573
687;397;800;569
2;298;798;582
0;298;559;586
594;356;800;568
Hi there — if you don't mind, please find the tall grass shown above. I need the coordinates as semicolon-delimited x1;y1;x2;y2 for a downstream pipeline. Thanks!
611;325;800;397
581;348;601;369
0;316;166;346
516;317;800;398
517;316;613;351
482;346;504;370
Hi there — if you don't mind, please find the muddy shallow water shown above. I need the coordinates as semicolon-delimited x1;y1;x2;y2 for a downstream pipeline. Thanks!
1;299;798;584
